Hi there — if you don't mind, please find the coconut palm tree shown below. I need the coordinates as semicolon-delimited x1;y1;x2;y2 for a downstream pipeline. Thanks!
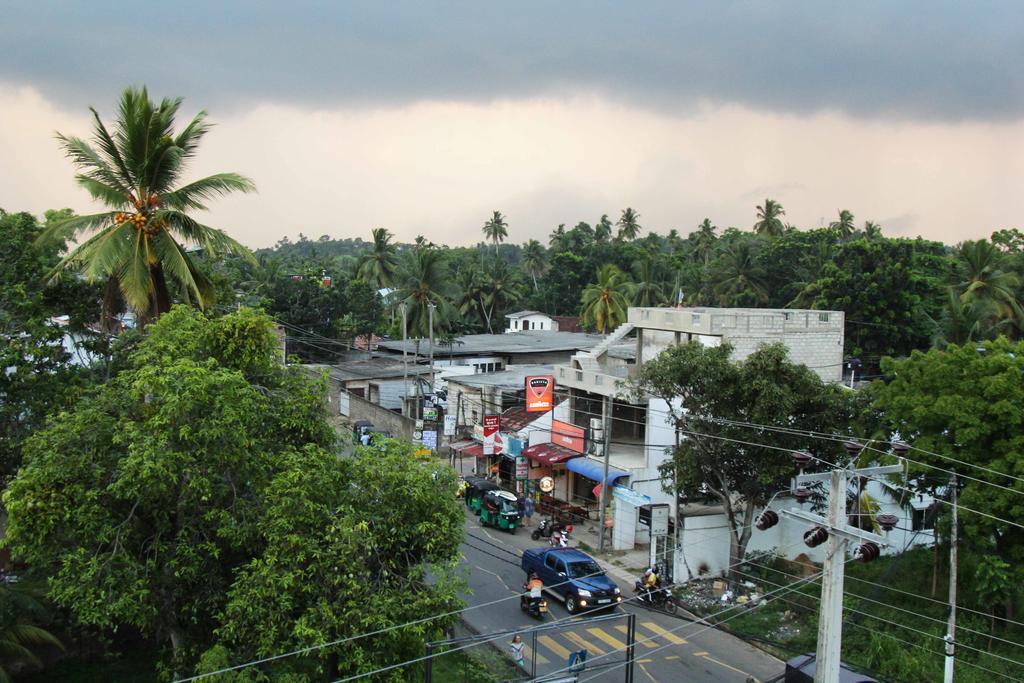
581;264;631;334
753;199;786;238
863;221;883;241
481;259;524;334
548;223;567;252
955;239;1023;333
709;240;769;306
396;248;453;338
521;239;547;291
482;210;509;257
42;86;256;325
829;209;856;240
454;266;487;331
616;208;642;241
355;227;399;288
694;218;718;266
629;256;665;308
595;214;614;242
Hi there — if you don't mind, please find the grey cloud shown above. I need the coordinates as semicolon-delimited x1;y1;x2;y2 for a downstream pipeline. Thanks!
2;1;1022;121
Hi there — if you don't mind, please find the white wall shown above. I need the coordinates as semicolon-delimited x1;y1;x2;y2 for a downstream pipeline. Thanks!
507;314;556;332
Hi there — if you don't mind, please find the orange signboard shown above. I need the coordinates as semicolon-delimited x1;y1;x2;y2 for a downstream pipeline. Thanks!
525;375;555;412
551;419;586;454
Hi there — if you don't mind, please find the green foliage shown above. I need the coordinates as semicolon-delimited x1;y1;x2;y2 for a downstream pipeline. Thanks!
213;440;464;679
2;307;334;674
580;264;631;333
44;86;256;323
633;342;852;579
872;339;1024;597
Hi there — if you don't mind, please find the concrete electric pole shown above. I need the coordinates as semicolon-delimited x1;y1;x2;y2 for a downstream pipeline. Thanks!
944;473;958;683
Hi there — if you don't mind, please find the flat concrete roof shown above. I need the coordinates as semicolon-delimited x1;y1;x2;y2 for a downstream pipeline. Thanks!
377;331;606;357
447;364;555;389
305;359;432;382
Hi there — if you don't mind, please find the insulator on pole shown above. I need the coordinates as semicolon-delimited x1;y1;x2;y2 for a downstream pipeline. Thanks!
792;450;813;469
876;513;898;531
794;487;812;504
843;439;864;457
804;525;829;548
891;440;910;456
755;509;779;531
854;541;881;563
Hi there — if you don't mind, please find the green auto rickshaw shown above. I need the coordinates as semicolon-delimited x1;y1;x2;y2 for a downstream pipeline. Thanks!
480;490;522;532
464;476;499;514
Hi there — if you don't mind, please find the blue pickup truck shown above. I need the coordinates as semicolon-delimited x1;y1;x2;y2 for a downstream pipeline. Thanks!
521;547;622;614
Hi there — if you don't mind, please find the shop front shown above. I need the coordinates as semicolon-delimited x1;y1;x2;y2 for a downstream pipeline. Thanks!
565;456;630;520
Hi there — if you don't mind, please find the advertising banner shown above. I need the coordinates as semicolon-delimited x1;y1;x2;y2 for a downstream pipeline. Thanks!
422;430;438;451
525;375;555;412
443;414;457;436
551;419;586;454
515;455;528;479
482;415;500;455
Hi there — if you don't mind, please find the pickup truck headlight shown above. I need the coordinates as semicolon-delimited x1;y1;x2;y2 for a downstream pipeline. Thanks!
577;589;592;597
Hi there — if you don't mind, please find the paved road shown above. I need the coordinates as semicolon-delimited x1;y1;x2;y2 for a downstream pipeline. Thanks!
456;508;782;682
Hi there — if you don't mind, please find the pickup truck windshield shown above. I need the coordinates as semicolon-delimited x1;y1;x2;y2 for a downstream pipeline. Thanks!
568;561;603;578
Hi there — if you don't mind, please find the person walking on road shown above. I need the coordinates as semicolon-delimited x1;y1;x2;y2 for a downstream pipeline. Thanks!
510;633;525;668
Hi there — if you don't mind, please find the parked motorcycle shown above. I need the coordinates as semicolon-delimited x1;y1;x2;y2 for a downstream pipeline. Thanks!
633;579;678;614
532;519;572;542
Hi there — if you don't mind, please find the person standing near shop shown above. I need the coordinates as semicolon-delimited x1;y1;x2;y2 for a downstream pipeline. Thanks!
523;493;535;527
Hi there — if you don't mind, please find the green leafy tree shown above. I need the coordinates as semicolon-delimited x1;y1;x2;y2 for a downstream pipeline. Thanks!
753;198;786;238
356;227;400;289
615;207;641;241
872;339;1024;584
533;251;588;316
813;238;947;361
481;259;524;333
43;86;256;324
580;264;631;333
213;441;464;680
521;239;547;291
595;214;614;242
482;210;508;257
2;307;335;675
633;342;850;583
0;584;64;682
863;221;884;241
830;209;856;241
548;223;567;252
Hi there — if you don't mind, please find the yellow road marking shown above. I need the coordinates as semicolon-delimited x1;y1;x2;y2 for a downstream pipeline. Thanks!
523;644;549;665
615;624;657;649
537;635;572;659
586;627;628;651
694;651;708;656
697;651;757;678
641;621;688;645
563;630;605;655
665;655;680;660
637;658;653;663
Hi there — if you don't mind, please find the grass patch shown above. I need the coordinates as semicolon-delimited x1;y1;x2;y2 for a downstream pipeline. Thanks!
429;642;523;682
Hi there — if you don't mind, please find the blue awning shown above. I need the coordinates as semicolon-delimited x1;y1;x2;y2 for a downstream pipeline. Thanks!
566;457;629;485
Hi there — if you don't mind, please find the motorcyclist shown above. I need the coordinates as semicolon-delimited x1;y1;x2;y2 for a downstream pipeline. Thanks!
641;566;659;604
524;571;545;614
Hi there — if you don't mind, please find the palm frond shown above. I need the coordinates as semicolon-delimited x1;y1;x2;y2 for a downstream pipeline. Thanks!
151;232;215;308
36;211;117;247
88;106;133;185
162;211;256;264
120;231;155;313
74;176;131;207
55;134;132;197
173;110;212;160
162;173;257;211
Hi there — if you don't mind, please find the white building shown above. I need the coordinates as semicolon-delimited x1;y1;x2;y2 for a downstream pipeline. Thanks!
552;306;934;580
505;310;558;332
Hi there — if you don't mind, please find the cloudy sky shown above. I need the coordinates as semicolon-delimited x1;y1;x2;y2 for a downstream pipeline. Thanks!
2;1;1022;248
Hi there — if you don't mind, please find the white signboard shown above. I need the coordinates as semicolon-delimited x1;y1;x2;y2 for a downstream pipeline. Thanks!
443;415;457;436
649;505;670;536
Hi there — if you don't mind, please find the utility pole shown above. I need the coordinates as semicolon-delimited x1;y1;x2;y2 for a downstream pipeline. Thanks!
782;461;903;683
598;394;612;552
944;473;958;683
816;469;848;682
400;304;408;417
428;302;436;403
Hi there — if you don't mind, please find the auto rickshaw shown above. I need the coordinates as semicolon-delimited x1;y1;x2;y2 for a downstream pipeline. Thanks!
463;476;499;513
480;490;522;532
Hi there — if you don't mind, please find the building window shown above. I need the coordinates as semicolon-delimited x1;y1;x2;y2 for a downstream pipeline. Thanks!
912;506;936;531
818;313;830;322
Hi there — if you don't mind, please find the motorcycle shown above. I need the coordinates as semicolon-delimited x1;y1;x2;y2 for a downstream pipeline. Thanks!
549;530;570;547
532;519;572;542
634;579;678;614
520;585;549;619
